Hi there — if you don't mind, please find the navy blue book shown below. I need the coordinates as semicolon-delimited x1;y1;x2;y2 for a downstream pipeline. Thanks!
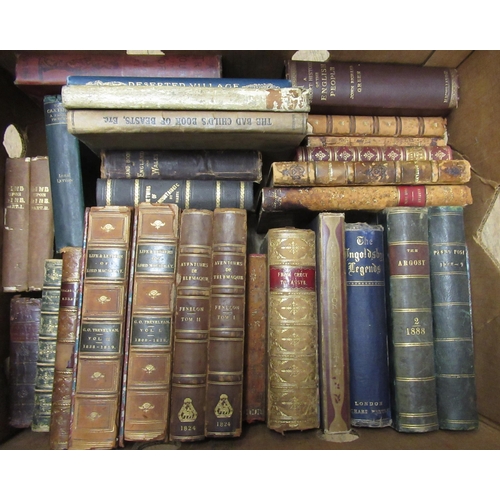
43;95;85;253
428;206;479;430
66;76;292;88
345;223;392;428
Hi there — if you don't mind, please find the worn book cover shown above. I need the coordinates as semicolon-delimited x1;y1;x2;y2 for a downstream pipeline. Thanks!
345;223;392;428
120;203;180;445
69;206;133;450
8;296;42;428
266;227;320;433
381;207;439;433
269;160;470;187
100;150;263;182
66;109;308;153
428;206;478;430
62;85;312;112
49;247;84;450
243;253;267;423
31;259;63;432
205;208;247;438
170;209;214;442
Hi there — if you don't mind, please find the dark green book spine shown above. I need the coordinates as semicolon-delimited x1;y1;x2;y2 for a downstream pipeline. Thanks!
428;206;479;430
43;95;85;253
383;207;438;433
31;259;63;432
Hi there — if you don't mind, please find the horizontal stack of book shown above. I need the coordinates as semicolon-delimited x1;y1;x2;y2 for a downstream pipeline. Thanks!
4;52;478;450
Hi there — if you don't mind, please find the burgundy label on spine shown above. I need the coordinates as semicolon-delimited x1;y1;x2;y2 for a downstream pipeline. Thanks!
388;243;430;275
269;266;315;291
397;186;426;206
59;282;79;307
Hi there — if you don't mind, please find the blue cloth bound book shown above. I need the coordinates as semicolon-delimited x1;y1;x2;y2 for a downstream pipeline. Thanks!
345;223;392;427
66;76;292;88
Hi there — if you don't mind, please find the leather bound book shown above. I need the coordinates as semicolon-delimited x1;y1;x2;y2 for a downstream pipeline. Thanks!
259;185;473;213
205;208;247;438
428;206;479;430
243;253;267;423
286;60;459;116
270;160;470;187
345;223;392;428
120;203;180;444
2;157;30;292
28;156;54;291
170;209;213;442
96;179;255;212
305;136;448;148
49;247;84;450
382;207;439;433
44;95;85;252
295;146;453;162
311;213;356;440
266;227;320;433
31;259;63;432
305;115;447;138
15;52;222;100
8;296;42;428
100;150;263;183
69;206;133;450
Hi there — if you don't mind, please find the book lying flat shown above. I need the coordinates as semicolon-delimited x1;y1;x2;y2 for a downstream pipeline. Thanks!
62;85;311;112
66;110;308;152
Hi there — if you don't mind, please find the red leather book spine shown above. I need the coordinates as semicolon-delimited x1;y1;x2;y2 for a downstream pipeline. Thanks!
15;52;223;85
243;253;267;423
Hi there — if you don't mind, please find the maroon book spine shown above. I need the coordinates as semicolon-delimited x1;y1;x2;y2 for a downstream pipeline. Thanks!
286;60;459;116
15;52;222;85
243;253;267;423
8;296;42;428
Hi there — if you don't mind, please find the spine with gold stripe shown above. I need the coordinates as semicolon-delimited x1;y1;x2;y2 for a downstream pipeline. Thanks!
428;206;478;430
95;178;254;211
382;207;439;433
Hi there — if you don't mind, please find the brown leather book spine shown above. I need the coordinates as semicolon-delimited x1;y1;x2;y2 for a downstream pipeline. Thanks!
243;253;267;423
8;296;42;428
69;206;133;450
2;157;30;292
15;52;223;85
49;247;84;450
311;213;353;438
305;136;448;148
28;156;54;291
306;115;447;137
287;61;458;116
270;160;470;186
205;208;247;438
260;185;473;212
169;209;213;442
120;203;180;444
31;259;63;432
296;146;453;162
266;228;320;433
